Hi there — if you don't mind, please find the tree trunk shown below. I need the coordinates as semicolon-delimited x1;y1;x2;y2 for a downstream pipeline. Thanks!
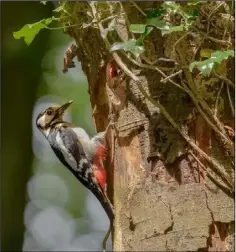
62;1;234;251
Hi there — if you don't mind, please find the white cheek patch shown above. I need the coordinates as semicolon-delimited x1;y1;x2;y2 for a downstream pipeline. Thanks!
37;114;52;137
37;114;46;127
56;132;77;170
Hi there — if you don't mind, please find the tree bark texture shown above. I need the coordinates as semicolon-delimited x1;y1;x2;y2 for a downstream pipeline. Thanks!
62;2;234;251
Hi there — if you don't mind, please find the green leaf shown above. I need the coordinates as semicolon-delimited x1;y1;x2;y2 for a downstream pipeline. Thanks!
182;9;198;25
40;1;47;5
129;24;147;34
192;9;199;17
161;25;184;35
189;60;215;77
147;8;166;19
211;50;234;63
136;27;153;45
189;50;234;77
13;17;55;45
110;39;144;54
146;18;169;29
146;17;183;35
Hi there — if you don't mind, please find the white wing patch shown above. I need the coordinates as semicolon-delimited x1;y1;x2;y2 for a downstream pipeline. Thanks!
71;127;97;161
56;132;77;171
72;127;90;141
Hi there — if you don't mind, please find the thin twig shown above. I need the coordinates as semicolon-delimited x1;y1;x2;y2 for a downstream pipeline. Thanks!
180;77;232;149
160;70;183;83
90;1;234;190
99;15;120;24
214;82;224;117
141;55;178;66
222;0;234;43
222;14;231;41
207;2;224;34
46;23;81;30
123;53;187;92
192;28;232;46
116;54;234;188
191;37;205;62
171;32;191;58
118;2;136;39
190;150;233;194
213;73;234;89
177;48;234;156
204;33;231;46
226;83;235;117
131;1;147;17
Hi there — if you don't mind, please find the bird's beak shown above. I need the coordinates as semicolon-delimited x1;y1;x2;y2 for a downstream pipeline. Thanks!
57;100;73;115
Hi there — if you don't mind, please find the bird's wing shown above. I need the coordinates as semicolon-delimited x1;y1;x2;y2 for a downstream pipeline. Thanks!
49;126;114;222
59;126;90;171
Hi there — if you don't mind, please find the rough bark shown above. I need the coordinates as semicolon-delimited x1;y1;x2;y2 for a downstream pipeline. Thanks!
62;1;234;251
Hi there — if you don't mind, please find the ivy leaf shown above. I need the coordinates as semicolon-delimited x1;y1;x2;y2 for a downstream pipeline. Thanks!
161;25;184;35
147;8;166;19
146;17;168;29
192;9;199;18
129;24;153;45
182;9;198;26
110;39;144;54
190;59;215;77
189;50;234;77
129;24;147;33
13;17;55;45
211;50;234;64
136;27;153;45
146;17;184;35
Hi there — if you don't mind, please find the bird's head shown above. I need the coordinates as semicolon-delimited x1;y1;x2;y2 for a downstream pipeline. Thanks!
36;100;73;135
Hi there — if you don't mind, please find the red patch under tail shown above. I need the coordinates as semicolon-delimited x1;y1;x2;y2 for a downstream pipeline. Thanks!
94;145;107;192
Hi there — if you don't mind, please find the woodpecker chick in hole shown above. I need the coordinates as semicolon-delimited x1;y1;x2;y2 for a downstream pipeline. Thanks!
36;100;114;251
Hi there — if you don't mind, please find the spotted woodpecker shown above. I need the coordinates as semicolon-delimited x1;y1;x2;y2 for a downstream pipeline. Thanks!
36;100;114;249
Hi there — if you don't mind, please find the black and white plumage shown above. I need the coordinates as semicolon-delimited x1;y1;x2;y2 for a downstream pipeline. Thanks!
36;101;114;223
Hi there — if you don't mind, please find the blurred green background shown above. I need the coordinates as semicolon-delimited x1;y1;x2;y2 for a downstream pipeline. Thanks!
2;1;111;250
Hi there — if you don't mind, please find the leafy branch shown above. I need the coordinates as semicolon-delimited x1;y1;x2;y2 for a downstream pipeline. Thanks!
13;2;73;46
13;1;235;193
89;1;234;192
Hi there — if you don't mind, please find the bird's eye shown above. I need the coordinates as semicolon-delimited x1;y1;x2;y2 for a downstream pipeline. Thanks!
47;109;53;116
